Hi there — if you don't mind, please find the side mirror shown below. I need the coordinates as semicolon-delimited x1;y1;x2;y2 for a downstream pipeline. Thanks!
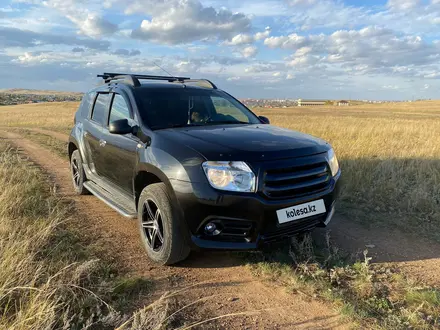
259;116;270;124
109;119;133;135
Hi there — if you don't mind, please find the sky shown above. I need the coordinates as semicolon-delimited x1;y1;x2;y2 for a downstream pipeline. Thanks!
0;0;439;100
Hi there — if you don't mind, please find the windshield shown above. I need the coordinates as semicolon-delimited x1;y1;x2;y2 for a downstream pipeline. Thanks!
135;88;261;130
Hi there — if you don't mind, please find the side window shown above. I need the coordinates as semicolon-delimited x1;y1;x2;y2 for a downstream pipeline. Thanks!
91;93;110;124
210;96;250;123
109;94;131;124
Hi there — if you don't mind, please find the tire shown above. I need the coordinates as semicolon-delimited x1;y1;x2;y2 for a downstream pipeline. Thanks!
70;150;89;195
137;183;190;265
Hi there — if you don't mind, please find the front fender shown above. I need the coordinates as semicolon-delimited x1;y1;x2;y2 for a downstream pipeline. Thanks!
140;146;194;182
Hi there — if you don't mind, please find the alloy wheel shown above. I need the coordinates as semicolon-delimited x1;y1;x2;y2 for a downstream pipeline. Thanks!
141;199;165;252
72;158;80;188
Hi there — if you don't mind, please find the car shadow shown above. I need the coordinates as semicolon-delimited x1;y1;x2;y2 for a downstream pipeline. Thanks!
324;156;440;264
176;250;246;269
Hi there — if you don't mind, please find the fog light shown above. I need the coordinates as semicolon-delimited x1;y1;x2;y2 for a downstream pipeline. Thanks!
205;222;221;236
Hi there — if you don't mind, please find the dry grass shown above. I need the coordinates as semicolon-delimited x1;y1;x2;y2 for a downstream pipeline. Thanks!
0;143;167;329
0;102;78;130
0;89;83;96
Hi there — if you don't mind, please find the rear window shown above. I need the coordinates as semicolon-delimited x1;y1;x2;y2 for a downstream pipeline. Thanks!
76;92;94;117
91;93;110;125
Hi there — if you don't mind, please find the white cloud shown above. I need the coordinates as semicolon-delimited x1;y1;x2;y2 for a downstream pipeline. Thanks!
241;45;258;58
287;54;319;67
130;0;251;44
224;26;271;46
78;14;117;37
224;33;254;45
175;60;200;73
254;26;271;40
203;0;288;17
387;0;421;11
245;62;278;73
294;46;312;56
265;25;440;79
112;48;141;57
286;0;370;31
17;0;118;37
382;85;399;90
284;0;440;36
264;33;309;49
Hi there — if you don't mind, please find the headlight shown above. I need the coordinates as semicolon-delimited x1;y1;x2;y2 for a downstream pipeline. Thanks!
327;148;339;177
202;161;256;192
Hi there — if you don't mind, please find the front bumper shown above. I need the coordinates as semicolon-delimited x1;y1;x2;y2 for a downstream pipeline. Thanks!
172;170;341;250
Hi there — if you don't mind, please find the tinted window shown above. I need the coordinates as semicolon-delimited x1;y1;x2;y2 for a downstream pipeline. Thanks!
109;94;131;124
77;92;95;120
135;89;259;130
92;93;110;124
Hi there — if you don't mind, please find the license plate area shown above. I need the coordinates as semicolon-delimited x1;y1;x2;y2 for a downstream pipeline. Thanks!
276;199;326;224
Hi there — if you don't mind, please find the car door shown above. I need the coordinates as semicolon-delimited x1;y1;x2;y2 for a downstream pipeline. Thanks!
100;92;139;194
83;92;111;177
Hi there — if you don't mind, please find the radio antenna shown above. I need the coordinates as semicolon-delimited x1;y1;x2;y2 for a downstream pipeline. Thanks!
153;62;175;78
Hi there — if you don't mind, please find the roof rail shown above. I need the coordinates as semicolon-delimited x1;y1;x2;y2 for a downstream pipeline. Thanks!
97;72;218;89
97;72;191;87
180;79;218;89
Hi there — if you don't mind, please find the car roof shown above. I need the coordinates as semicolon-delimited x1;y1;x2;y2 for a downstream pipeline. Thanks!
91;82;219;93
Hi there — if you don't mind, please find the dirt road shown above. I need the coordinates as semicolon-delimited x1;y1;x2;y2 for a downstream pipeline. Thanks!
0;129;349;328
29;127;440;288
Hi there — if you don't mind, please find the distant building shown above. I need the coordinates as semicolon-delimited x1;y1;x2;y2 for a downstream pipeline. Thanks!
297;99;326;107
338;100;350;106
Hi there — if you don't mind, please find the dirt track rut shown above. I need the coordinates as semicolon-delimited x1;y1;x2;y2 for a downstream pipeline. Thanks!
1;129;348;329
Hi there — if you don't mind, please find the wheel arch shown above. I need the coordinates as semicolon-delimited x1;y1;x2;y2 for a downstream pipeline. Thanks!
68;141;78;160
134;164;179;211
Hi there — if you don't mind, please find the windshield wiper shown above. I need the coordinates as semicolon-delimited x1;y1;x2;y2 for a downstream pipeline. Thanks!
154;121;248;130
161;123;204;129
204;120;249;125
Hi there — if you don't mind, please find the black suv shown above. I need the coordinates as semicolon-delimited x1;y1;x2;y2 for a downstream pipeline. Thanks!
69;72;341;265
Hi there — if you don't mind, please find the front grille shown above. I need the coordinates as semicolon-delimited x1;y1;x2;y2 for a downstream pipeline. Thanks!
263;161;331;199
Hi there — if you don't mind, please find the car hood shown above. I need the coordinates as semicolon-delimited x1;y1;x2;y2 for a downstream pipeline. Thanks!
156;124;330;162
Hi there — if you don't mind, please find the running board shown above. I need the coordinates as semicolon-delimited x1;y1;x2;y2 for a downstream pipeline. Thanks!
83;181;137;218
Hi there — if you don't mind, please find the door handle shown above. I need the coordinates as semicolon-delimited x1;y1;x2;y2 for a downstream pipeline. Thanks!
99;139;107;147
